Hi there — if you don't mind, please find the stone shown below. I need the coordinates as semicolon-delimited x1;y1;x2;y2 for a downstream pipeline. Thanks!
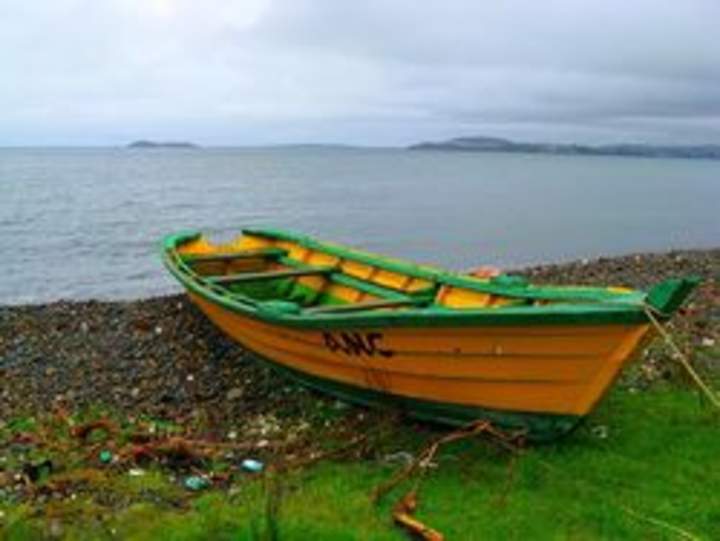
226;387;243;401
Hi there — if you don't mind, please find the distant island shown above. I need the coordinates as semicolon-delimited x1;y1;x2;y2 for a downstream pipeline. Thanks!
408;136;720;160
127;140;199;149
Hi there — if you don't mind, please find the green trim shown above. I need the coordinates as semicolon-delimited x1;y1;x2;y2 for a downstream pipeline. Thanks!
181;247;287;264
161;230;698;329
331;273;414;301
165;252;648;328
242;343;581;442
279;255;436;302
246;227;646;304
646;277;702;316
277;255;415;302
207;265;336;285
305;298;421;314
244;227;443;281
163;230;202;251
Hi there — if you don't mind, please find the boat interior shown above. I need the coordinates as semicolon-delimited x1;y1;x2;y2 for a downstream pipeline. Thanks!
169;229;635;315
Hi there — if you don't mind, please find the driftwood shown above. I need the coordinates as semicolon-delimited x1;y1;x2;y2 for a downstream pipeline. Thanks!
373;420;523;541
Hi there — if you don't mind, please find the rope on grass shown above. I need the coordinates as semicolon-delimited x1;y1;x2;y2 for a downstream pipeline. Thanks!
620;505;702;541
643;304;720;410
372;420;522;541
527;451;703;540
373;415;704;540
370;420;519;504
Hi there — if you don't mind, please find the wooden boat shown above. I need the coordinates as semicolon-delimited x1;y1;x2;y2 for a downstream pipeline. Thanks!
161;228;698;441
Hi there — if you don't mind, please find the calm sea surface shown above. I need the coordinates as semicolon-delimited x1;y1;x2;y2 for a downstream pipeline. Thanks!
1;147;718;304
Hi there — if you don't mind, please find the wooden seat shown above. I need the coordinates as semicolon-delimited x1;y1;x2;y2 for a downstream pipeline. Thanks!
206;265;337;285
305;298;421;314
332;273;437;304
182;248;287;264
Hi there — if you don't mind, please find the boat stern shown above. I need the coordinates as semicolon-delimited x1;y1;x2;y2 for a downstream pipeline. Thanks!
645;276;701;318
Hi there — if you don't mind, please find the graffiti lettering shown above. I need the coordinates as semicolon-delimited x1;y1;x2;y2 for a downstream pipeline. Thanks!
322;331;393;358
366;332;393;358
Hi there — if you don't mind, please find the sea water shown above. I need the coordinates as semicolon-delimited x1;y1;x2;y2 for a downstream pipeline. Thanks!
1;146;718;304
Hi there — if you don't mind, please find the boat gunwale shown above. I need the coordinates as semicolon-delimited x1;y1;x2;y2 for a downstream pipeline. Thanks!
243;227;648;303
161;230;660;329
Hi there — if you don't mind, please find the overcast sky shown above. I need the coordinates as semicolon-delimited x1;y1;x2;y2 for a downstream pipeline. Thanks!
2;0;719;146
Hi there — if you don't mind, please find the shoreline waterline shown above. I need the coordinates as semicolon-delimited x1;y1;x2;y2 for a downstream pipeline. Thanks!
3;146;718;305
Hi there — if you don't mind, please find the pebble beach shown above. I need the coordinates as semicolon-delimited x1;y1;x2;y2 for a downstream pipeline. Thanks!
2;248;718;423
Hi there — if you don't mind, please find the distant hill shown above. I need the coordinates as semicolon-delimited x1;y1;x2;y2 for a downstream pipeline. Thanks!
127;140;198;149
408;136;720;160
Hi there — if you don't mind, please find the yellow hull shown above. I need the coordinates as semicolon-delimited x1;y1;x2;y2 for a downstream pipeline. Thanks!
190;293;651;418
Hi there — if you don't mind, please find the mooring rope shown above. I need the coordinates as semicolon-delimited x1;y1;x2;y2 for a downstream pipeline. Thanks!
643;303;720;410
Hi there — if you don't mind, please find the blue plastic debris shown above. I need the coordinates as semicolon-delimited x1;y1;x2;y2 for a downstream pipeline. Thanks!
184;475;211;491
241;458;264;473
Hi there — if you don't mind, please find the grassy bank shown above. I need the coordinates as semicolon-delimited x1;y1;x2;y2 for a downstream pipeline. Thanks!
2;386;718;540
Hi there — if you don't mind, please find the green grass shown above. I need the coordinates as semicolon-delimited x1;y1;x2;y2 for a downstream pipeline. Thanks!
2;387;719;540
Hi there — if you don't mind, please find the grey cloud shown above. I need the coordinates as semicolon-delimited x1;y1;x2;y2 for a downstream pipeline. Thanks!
1;0;719;145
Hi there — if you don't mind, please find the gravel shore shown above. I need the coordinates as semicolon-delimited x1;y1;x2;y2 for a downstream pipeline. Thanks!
1;248;718;422
0;296;322;427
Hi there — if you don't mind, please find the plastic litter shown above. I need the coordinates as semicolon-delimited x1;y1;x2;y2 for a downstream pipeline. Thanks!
99;450;113;464
184;475;211;491
241;458;264;473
